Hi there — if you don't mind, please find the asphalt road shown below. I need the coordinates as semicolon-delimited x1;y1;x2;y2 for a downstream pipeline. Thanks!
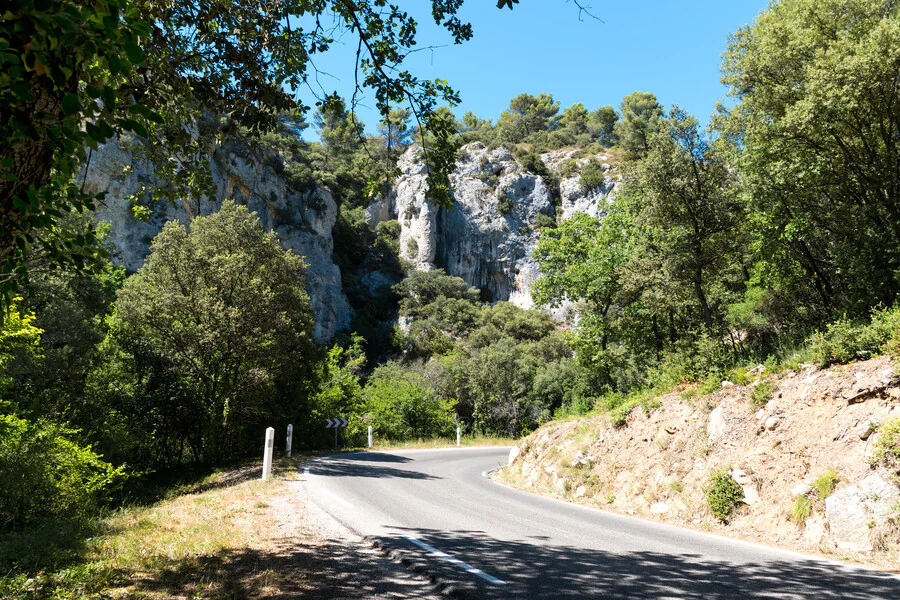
302;447;900;599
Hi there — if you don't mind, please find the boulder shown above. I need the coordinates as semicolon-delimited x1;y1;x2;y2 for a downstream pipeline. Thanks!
508;445;521;465
825;475;900;552
707;406;727;442
764;416;781;431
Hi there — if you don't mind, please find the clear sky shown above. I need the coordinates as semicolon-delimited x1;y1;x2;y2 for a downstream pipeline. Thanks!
298;1;770;133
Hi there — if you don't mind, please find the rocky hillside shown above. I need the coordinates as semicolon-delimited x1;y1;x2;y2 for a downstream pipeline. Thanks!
85;139;616;339
502;357;900;567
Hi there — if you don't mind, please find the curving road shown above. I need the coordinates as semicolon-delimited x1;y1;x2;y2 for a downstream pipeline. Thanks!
301;447;900;599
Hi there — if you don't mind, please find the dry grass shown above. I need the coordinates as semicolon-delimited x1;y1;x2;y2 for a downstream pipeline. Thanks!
0;457;433;599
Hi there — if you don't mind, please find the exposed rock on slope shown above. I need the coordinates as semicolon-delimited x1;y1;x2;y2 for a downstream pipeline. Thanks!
503;356;900;567
82;139;353;341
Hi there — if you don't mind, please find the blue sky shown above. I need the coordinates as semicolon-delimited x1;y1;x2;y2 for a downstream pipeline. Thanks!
298;1;769;133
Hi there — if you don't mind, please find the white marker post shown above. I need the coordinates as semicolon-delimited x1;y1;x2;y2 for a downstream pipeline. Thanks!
262;427;275;480
286;424;293;458
368;425;373;449
456;426;461;447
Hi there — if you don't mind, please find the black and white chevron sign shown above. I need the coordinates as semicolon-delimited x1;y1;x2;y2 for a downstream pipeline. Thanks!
325;417;348;428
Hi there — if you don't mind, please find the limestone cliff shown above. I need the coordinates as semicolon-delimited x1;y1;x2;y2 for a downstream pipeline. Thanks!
82;138;353;341
86;138;615;341
369;142;616;309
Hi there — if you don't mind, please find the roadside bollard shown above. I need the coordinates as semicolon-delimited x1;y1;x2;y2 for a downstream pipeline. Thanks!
456;426;461;447
286;424;293;458
262;427;274;480
368;425;373;448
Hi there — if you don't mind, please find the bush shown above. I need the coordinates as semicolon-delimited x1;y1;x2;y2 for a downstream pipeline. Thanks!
0;415;126;528
704;470;744;523
750;381;776;406
361;365;455;440
497;188;514;215
788;494;813;525
872;418;900;473
812;468;840;500
579;159;607;194
806;306;900;366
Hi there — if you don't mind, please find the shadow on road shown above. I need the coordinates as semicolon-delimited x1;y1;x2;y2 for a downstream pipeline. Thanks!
309;452;442;480
115;538;432;599
383;527;900;599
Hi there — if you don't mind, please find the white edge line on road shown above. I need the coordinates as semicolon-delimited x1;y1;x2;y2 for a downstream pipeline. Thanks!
482;470;900;579
320;487;354;508
403;536;506;586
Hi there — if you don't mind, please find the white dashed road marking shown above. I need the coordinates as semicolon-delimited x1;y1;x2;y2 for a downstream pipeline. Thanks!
403;535;506;586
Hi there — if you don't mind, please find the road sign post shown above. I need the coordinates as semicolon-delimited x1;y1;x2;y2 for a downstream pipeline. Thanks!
368;425;373;448
286;424;293;458
262;427;274;480
325;418;348;452
457;426;461;447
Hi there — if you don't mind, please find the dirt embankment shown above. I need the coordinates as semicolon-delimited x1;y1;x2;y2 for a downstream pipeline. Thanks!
502;356;900;568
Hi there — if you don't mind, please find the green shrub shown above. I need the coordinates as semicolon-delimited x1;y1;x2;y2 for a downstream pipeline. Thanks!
534;212;557;230
497;188;514;215
806;306;900;366
361;364;456;440
579;159;607;194
704;470;744;523
788;494;813;525
0;415;127;528
750;381;776;406
812;468;840;500
872;418;900;473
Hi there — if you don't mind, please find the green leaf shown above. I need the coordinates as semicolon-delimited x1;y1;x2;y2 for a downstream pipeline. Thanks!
124;40;143;65
62;93;80;116
85;122;108;143
120;118;149;138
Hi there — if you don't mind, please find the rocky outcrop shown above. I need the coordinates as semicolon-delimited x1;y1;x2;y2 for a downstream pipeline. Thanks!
371;143;616;310
82;138;353;341
501;355;900;567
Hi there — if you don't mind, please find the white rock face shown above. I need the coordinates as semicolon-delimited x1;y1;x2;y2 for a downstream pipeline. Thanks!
541;148;616;221
381;143;616;311
82;138;353;341
825;475;900;552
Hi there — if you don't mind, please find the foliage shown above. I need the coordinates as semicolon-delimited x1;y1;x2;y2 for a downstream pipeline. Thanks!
497;188;514;215
98;201;316;466
871;418;900;473
579;159;607;194
395;269;480;316
614;92;663;156
812;469;840;501
788;494;813;525
0;415;126;528
1;0;478;303
0;0;153;303
721;0;900;320
704;470;744;523
749;381;776;407
361;363;456;440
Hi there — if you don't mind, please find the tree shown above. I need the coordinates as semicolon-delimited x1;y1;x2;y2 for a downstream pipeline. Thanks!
361;362;455;440
0;0;478;305
106;201;316;464
628;108;743;339
720;0;900;318
587;105;619;146
496;93;560;144
615;92;663;156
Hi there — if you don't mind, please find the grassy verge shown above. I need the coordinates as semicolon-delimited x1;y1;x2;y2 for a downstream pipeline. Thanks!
0;457;328;599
